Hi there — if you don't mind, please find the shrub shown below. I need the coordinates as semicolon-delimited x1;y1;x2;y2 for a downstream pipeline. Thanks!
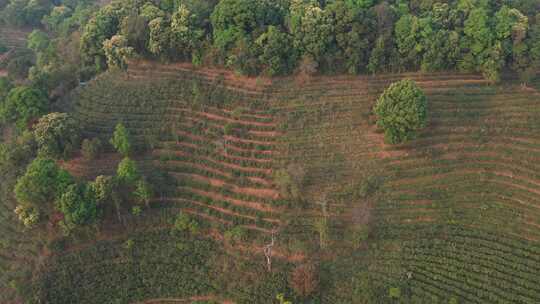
14;205;40;228
389;287;401;299
110;122;132;156
224;225;247;243
116;157;139;185
374;79;427;144
0;77;13;101
134;179;153;206
81;138;102;160
89;175;115;205
174;212;199;234
131;206;142;216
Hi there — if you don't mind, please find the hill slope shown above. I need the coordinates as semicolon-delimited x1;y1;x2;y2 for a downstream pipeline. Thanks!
34;62;540;303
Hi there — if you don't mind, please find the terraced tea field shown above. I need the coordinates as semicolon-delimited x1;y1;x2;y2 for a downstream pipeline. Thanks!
37;62;540;303
72;63;284;237
0;26;30;49
278;74;540;303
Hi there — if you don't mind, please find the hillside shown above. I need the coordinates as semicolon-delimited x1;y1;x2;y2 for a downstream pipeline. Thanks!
25;61;540;303
0;27;30;50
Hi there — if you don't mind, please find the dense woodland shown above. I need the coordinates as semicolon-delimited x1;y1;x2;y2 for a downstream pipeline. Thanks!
1;0;540;87
1;0;540;303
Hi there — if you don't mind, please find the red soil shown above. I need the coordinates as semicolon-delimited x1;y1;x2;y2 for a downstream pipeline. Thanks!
181;187;278;213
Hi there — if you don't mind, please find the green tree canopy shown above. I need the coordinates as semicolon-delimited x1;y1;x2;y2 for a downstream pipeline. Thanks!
327;0;376;74
89;175;116;205
55;183;98;234
117;157;139;185
256;25;296;76
80;3;123;73
374;79;427;144
110;122;132;156
120;13;150;54
289;0;334;64
0;86;49;129
27;30;50;53
170;5;204;60
102;34;134;70
211;0;282;52
33;112;80;159
14;157;74;207
0;77;13;102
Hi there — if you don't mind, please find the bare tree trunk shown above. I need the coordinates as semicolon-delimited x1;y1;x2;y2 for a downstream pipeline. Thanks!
264;229;277;272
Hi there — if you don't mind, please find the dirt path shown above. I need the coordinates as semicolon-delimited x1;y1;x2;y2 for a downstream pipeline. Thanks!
180;187;279;213
176;173;280;199
162;197;280;225
154;149;273;175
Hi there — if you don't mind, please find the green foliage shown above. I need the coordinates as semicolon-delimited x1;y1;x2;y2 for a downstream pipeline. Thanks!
116;157;139;185
1;0;52;27
55;183;98;234
133;178;153;206
345;224;369;249
148;17;171;58
374;79;427;144
273;164;305;200
110;122;131;156
389;287;401;298
120;13;149;54
42;5;73;33
140;3;164;20
33;112;80;159
224;225;247;242
174;212;199;234
102;34;133;71
394;13;423;70
0;130;36;170
211;0;281;52
14;157;74;207
276;293;293;304
32;230;218;303
256;26;296;76
0;86;48;129
289;0;333;63
25;0;535;82
146;4;204;61
27;30;50;54
81;138;102;160
14;204;40;228
328;1;376;74
170;5;204;60
0;77;13;102
131;205;142;216
6;50;34;80
89;175;115;204
80;4;122;73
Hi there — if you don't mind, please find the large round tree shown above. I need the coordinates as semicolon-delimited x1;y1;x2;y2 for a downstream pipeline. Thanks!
374;79;427;144
33;112;80;159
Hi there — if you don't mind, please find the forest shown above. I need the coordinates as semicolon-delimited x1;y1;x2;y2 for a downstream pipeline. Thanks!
1;0;540;303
